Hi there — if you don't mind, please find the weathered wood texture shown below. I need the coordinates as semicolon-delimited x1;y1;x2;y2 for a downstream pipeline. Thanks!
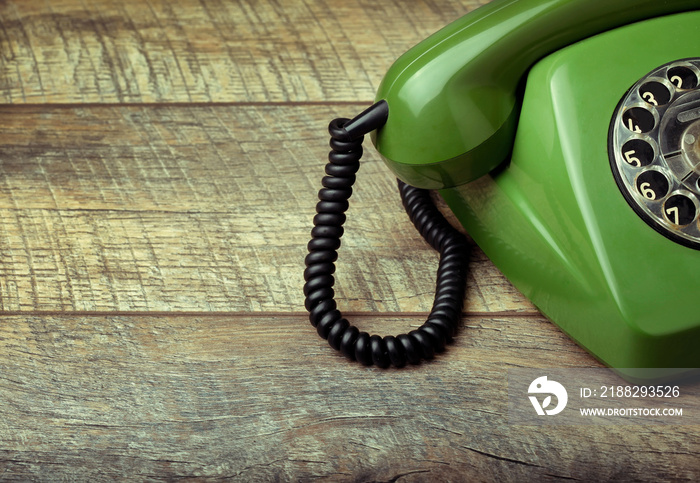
1;313;696;482
0;105;530;314
0;0;698;481
0;0;489;103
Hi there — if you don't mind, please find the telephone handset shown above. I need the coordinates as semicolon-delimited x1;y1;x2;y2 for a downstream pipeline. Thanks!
305;0;700;378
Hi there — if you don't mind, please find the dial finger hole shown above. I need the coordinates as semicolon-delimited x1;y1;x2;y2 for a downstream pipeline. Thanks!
668;66;698;90
623;107;655;134
621;138;654;167
636;170;669;201
663;194;696;225
640;81;671;106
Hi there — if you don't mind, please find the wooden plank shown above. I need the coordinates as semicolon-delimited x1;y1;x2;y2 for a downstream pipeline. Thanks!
4;312;699;481
0;105;533;313
6;1;697;480
0;0;488;103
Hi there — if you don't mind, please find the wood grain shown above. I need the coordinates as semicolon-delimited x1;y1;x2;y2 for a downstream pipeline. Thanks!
4;312;696;482
1;0;699;481
0;0;487;103
0;105;531;313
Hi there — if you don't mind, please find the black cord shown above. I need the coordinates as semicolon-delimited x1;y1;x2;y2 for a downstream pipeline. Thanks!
304;101;470;367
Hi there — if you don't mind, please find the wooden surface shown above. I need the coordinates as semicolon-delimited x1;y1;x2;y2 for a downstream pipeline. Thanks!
0;0;698;481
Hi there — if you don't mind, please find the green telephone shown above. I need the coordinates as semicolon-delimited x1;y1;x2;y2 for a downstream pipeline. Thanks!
305;0;700;378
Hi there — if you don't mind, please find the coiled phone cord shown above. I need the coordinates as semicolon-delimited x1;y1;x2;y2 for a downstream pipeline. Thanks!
304;101;470;367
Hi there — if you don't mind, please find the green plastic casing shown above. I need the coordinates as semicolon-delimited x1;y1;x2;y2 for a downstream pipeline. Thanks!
372;2;700;377
449;13;700;377
372;0;700;190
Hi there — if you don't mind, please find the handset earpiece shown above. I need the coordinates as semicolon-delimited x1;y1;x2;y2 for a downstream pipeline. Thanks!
372;0;700;189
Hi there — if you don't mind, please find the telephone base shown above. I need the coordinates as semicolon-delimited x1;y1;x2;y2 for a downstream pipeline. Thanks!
440;11;700;379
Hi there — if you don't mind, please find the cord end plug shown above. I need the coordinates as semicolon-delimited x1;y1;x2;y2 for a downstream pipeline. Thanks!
342;100;389;140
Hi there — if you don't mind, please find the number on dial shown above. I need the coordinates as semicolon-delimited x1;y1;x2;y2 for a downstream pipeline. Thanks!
621;139;653;167
623;108;655;134
636;170;669;201
640;82;671;106
667;66;698;90
664;194;696;225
